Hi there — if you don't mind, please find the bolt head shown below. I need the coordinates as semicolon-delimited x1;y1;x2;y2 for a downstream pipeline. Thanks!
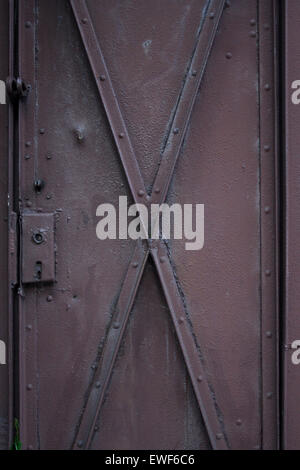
27;384;33;391
264;84;271;91
47;295;53;302
266;331;272;338
99;75;106;81
138;190;144;197
265;269;271;277
39;128;45;135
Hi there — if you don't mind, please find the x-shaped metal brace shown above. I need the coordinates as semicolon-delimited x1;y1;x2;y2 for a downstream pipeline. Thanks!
70;0;228;450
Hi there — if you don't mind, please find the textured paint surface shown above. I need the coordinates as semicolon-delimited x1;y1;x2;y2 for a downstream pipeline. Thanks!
1;0;279;450
0;0;9;451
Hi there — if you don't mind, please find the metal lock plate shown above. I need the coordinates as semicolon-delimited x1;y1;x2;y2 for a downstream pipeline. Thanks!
21;212;55;283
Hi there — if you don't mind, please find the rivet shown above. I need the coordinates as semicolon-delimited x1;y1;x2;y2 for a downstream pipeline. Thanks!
91;364;96;370
264;145;270;152
119;132;125;139
160;257;166;263
154;188;160;194
264;84;271;91
216;433;222;440
265;269;271;277
266;331;272;338
25;141;31;147
132;262;138;268
209;12;215;19
34;179;45;192
39;128;45;135
266;392;273;399
24;154;31;160
264;24;270;30
197;375;203;383
264;206;270;214
225;0;231;7
27;384;33;391
26;324;32;331
94;425;99;432
99;75;106;81
25;21;32;28
77;440;83;448
76;129;85;143
191;70;197;77
138;190;144;197
250;19;256;26
236;419;242;426
173;128;179;135
26;201;32;208
46;152;52;160
113;322;120;329
46;194;52;200
250;31;256;38
81;18;88;24
47;295;53;302
226;52;232;59
95;381;101;389
178;317;184;324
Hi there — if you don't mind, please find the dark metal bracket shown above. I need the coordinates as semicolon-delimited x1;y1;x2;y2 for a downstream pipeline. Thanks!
21;213;55;284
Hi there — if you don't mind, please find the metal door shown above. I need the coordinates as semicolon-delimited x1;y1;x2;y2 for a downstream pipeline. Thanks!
5;0;279;450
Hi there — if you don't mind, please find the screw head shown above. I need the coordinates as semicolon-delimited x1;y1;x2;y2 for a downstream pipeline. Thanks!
26;324;32;331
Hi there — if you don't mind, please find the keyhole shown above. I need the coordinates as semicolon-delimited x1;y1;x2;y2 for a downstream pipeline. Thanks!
35;261;42;280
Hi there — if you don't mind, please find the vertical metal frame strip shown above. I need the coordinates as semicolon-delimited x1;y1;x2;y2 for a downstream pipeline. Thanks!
258;0;279;450
18;0;38;450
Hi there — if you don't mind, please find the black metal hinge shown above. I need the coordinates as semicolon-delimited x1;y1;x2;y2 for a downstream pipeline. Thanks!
6;77;30;102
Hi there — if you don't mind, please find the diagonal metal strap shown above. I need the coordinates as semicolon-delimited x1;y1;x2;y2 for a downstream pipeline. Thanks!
70;0;228;450
151;0;226;206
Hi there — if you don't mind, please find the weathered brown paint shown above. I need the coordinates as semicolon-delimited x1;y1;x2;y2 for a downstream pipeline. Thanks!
0;0;284;450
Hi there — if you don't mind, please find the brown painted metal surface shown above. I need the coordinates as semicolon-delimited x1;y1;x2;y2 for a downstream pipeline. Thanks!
0;0;282;450
0;0;9;451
